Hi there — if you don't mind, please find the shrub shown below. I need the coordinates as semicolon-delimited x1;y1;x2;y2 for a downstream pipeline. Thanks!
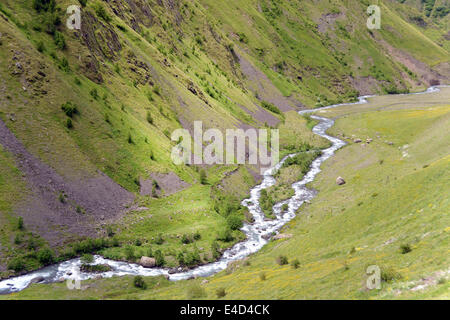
134;239;142;246
259;272;266;281
80;264;111;273
125;246;135;261
193;231;201;241
211;241;221;259
261;101;281;115
146;111;153;124
37;41;45;52
177;252;185;265
58;192;66;203
186;284;206;299
276;255;288;265
152;85;161;95
154;249;165;266
400;243;412;254
17;217;24;230
106;226;114;237
226;215;243;230
54;31;66;50
381;266;402;283
81;253;94;264
8;257;26;272
216;287;226;298
133;276;147;289
33;0;56;12
37;247;55;265
155;233;164;245
94;4;111;22
90;88;98;99
291;259;300;269
199;169;207;184
65;117;72;128
78;0;88;7
181;234;192;244
127;133;133;144
217;228;234;242
14;233;23;245
61;101;78;118
60;57;70;72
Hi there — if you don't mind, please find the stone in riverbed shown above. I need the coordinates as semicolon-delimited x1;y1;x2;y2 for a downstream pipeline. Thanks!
139;256;156;268
336;176;346;185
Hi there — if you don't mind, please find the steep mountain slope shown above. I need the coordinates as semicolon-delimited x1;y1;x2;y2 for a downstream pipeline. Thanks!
0;0;448;279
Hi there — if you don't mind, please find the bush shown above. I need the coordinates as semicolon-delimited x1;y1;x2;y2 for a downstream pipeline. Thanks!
90;88;98;99
80;264;111;273
37;247;55;265
276;255;288;265
400;243;412;254
106;226;114;237
261;101;281;115
81;254;94;264
211;241;221;259
125;246;135;261
226;215;243;230
60;57;70;72
66;118;73;129
94;4;111;22
154;249;165;266
61;101;78;118
54;31;66;50
146;111;153;124
133;276;147;289
217;228;234;242
155;233;164;245
199;169;207;184
193;231;201;241
381;266;402;283
17;217;24;230
291;259;300;269
8;257;26;272
216;287;226;298
37;41;45;52
33;0;55;12
259;272;266;281
181;234;193;244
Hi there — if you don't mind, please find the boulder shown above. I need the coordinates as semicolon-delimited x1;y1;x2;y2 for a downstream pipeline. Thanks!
139;256;156;268
336;176;346;185
353;138;362;143
30;276;45;284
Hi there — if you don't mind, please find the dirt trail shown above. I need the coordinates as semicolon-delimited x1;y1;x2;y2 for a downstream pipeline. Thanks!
0;119;134;247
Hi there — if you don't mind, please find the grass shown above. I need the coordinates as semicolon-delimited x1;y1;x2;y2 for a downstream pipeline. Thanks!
8;88;449;300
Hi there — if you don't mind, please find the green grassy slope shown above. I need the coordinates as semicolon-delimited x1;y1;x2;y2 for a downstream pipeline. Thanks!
6;85;449;301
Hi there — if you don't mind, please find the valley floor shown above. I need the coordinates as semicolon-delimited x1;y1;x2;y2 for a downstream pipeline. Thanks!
3;87;450;300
